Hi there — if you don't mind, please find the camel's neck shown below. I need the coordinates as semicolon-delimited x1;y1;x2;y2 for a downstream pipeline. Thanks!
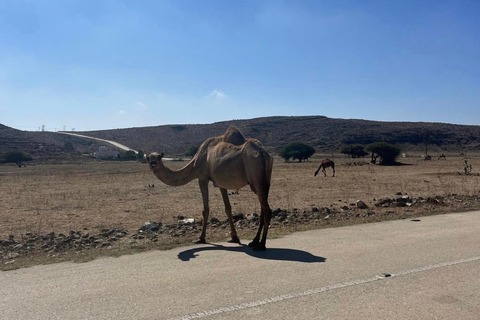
152;159;197;186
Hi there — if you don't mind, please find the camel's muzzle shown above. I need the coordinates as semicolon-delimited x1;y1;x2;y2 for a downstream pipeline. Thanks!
149;161;157;169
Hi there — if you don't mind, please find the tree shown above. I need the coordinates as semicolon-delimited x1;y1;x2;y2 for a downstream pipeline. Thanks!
120;150;137;160
366;142;401;165
279;142;315;162
0;151;33;167
185;146;199;158
136;150;145;160
341;144;368;158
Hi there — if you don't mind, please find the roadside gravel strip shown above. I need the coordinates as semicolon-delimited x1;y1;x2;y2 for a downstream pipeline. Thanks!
167;256;480;320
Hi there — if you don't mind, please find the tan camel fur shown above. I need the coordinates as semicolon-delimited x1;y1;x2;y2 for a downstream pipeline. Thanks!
314;159;335;177
147;127;274;251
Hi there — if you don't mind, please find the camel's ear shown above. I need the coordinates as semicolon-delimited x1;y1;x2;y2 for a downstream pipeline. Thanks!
159;153;164;159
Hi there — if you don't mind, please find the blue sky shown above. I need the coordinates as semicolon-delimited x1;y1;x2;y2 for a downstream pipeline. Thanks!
1;0;479;131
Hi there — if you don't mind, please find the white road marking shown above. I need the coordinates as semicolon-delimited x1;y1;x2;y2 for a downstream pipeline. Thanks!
166;255;480;320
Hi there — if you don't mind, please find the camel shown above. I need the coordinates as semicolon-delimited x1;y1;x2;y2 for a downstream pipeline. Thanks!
314;159;335;177
146;127;274;251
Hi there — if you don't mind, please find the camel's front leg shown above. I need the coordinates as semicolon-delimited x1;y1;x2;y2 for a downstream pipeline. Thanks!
220;188;240;244
195;179;209;244
248;216;264;249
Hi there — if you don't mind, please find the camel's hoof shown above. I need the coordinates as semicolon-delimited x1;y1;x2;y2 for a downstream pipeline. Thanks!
193;238;206;244
252;244;266;251
248;240;259;248
227;237;241;244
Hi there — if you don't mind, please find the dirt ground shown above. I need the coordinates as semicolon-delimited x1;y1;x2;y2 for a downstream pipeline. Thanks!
1;153;480;269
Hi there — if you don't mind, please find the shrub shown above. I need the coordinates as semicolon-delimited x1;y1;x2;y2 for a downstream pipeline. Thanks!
0;151;33;167
185;146;199;158
341;144;368;158
279;142;315;162
120;150;137;160
366;142;401;165
136;150;145;160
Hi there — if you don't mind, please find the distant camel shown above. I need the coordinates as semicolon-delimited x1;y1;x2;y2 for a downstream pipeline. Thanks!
314;159;335;177
424;155;432;161
438;154;446;160
146;127;274;251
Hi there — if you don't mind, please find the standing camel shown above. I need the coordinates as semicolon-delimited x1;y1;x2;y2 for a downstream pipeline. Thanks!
146;127;274;251
314;159;335;177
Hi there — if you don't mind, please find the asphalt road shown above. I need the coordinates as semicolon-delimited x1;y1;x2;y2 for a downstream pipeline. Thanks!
2;211;480;320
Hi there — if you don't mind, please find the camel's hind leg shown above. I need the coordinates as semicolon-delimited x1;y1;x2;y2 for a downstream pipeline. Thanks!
220;188;240;244
248;188;272;251
332;164;335;177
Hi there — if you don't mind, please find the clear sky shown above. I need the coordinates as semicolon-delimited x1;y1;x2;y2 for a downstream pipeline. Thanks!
1;0;479;131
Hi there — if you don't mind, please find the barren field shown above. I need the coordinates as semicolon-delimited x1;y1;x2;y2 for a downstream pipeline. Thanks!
1;154;480;269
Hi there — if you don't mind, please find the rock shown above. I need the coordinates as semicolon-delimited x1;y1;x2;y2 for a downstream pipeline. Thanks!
101;241;112;247
396;195;411;203
141;221;162;232
178;218;195;225
232;213;244;221
375;198;392;207
272;208;283;215
356;200;368;209
426;197;440;205
210;217;221;224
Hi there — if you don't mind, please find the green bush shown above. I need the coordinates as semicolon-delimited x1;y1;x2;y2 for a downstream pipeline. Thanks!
341;144;368;158
120;150;137;160
366;142;401;165
0;151;33;166
185;146;199;158
279;142;315;162
136;150;145;160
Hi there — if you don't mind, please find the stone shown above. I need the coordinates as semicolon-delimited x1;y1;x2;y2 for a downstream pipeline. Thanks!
210;217;221;224
356;200;368;209
232;213;244;221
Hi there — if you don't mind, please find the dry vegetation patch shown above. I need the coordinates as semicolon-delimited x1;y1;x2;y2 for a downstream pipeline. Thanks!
1;154;480;270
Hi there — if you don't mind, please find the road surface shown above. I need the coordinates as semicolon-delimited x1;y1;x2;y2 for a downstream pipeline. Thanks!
2;211;480;320
55;131;138;154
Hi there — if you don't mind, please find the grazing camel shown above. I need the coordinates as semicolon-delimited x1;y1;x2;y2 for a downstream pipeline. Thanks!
314;159;335;177
146;127;274;251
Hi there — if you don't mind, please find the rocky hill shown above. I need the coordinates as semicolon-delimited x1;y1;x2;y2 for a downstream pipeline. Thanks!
77;116;480;156
1;116;480;161
0;124;107;162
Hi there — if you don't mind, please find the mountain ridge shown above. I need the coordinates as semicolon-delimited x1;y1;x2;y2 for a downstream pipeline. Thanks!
1;115;479;161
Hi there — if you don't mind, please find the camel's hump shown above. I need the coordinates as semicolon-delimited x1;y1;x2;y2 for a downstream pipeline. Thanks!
222;126;246;145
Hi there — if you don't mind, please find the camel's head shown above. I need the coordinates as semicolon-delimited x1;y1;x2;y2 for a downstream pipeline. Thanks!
146;152;164;169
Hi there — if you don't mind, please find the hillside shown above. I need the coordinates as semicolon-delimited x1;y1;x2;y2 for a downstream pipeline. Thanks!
2;116;480;161
0;124;107;162
77;116;480;156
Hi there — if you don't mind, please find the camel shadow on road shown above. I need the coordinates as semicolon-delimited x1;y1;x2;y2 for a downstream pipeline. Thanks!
178;244;326;263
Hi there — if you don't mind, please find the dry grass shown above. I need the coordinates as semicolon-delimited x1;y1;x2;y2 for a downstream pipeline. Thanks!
1;153;480;269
